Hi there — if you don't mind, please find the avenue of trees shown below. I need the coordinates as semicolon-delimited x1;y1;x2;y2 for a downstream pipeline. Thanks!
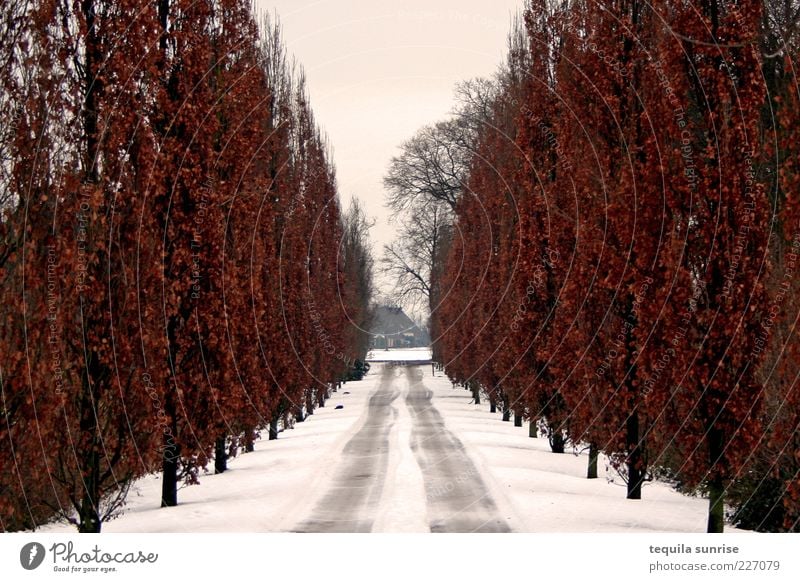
386;0;800;532
0;1;373;532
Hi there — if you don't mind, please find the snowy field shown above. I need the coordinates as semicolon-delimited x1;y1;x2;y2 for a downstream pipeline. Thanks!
40;363;714;533
366;347;432;362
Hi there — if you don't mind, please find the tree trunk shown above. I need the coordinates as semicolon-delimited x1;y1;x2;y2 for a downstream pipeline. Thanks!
549;430;565;453
529;421;537;438
490;399;497;413
244;429;255;453
77;448;101;532
514;413;523;427
627;465;643;499
78;368;102;531
161;433;179;507
472;383;481;405
306;390;315;416
214;436;227;474
295;404;306;423
318;388;326;408
587;442;599;479
268;416;280;440
501;394;510;421
707;475;725;533
78;493;101;533
626;413;643;499
707;427;725;532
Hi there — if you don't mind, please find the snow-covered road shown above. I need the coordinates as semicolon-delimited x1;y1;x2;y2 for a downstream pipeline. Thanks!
295;364;509;532
405;366;509;532
295;366;399;532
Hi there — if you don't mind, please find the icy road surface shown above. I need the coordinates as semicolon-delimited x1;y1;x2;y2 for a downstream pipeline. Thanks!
295;364;509;532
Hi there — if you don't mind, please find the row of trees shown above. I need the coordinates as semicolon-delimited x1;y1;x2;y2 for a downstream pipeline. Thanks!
394;0;799;532
0;1;373;532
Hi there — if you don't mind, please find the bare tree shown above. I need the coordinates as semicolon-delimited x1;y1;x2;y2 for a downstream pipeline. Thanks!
383;75;499;212
382;76;499;313
381;200;453;314
381;12;531;315
383;120;468;213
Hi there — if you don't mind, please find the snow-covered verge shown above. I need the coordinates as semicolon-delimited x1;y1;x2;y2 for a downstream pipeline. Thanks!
427;370;724;533
38;371;382;533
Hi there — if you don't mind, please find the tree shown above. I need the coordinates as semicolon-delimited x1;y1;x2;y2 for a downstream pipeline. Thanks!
208;0;277;473
730;1;800;531
148;0;226;508
545;0;679;500
381;200;452;314
0;0;366;531
1;0;74;530
384;121;470;214
339;198;376;378
433;0;781;531
501;2;573;454
383;79;497;318
0;0;171;532
649;0;771;532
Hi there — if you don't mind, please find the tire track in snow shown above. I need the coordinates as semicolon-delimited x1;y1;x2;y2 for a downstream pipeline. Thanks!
405;366;511;533
293;364;398;532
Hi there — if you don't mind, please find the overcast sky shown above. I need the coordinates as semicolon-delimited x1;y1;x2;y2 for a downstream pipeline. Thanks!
254;0;524;298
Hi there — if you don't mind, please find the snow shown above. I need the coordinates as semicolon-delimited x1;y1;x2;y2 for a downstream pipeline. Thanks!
366;347;431;362
39;363;715;533
369;370;429;532
39;372;381;533
427;372;713;532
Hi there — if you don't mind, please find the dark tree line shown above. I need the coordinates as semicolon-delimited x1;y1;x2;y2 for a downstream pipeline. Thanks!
0;1;374;532
385;0;800;532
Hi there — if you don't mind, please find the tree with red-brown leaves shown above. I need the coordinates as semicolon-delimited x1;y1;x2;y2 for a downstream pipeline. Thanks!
472;24;532;421
0;0;170;532
413;0;788;532
339;199;376;379
730;16;800;531
147;0;230;508
264;68;354;429
436;183;492;401
764;46;800;531
644;0;771;532
205;0;278;473
465;141;512;412
281;80;330;421
506;0;574;451
0;1;368;532
248;15;304;439
546;0;680;499
0;0;78;531
1;0;54;531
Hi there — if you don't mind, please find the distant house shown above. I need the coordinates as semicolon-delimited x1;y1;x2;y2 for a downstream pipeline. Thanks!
370;306;429;349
